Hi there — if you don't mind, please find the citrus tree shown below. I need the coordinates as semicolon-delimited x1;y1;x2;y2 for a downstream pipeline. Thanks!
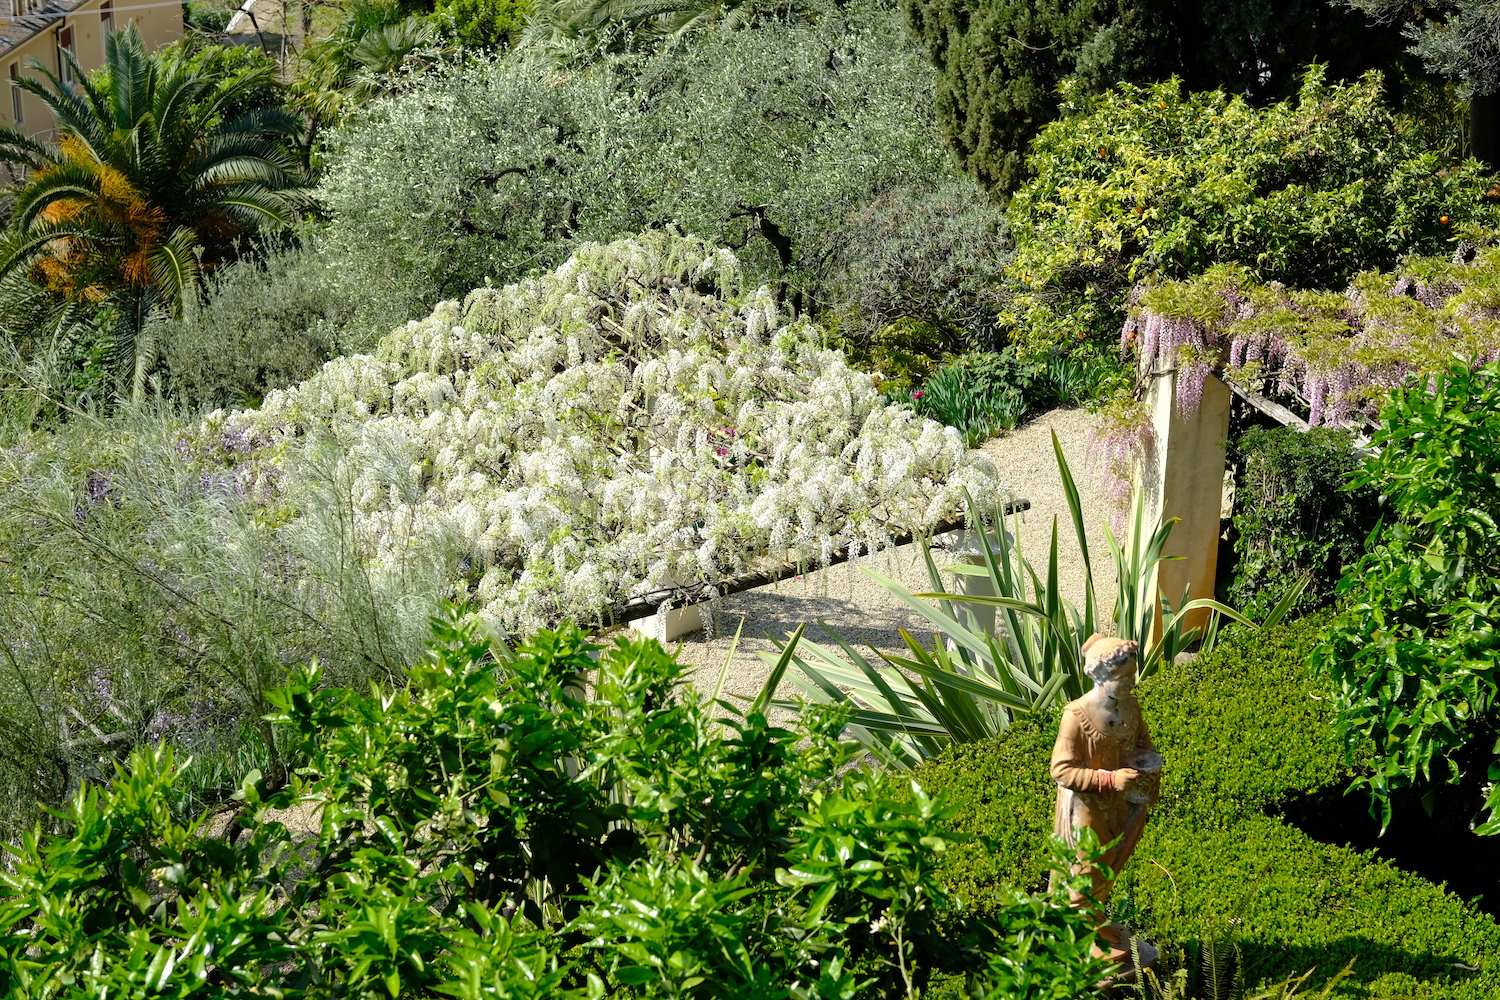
1005;68;1500;354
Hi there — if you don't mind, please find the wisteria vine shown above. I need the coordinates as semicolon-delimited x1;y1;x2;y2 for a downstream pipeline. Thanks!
1119;250;1500;428
185;232;1004;635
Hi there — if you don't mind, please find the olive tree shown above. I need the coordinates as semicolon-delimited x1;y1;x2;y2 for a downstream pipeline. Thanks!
315;3;959;314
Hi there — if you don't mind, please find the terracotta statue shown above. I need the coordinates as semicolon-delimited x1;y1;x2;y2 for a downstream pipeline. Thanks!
1050;634;1162;976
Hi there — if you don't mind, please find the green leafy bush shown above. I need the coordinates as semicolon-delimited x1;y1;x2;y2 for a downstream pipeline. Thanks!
0;617;1111;998
151;236;411;411
900;0;1408;194
1004;68;1500;352
823;179;1011;351
1312;361;1500;833
1126;816;1500;999
1227;427;1380;620
909;617;1500;997
433;0;532;46
1136;613;1356;829
911;353;1035;444
182;0;235;34
911;349;1123;444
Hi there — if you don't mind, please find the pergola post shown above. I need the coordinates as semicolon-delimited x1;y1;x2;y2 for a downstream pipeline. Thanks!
1140;366;1232;637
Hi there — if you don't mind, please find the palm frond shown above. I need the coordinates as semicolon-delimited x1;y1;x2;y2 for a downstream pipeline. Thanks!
217;105;305;140
9;162;106;230
0;124;59;172
204;186;305;230
187;153;302;193
0;220;115;282
144;226;201;314
15;63;110;157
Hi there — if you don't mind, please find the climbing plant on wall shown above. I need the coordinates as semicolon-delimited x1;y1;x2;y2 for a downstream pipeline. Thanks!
1119;248;1500;426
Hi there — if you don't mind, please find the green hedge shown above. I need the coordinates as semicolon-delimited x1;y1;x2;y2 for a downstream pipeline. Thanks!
909;617;1500;997
1226;428;1379;621
1141;611;1362;829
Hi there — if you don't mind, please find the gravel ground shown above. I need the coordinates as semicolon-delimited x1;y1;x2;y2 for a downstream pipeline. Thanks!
667;407;1119;706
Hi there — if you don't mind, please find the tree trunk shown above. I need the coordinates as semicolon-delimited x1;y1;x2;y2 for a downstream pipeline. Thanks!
1471;92;1500;174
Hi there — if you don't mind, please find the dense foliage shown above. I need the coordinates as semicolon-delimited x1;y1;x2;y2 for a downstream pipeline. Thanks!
822;178;1011;357
911;617;1500;997
0;405;453;843
1007;68;1500;352
1312;361;1500;834
291;2;435;144
0;617;1109;998
315;4;958;329
1346;0;1500;95
434;0;531;47
151;237;382;409
899;0;1407;192
1226;427;1379;620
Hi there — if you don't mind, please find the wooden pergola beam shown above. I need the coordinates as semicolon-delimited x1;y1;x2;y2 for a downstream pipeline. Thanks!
1222;376;1377;455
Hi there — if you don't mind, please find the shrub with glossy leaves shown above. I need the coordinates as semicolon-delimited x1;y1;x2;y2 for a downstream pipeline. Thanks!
1312;361;1500;834
0;615;1108;998
1005;68;1500;353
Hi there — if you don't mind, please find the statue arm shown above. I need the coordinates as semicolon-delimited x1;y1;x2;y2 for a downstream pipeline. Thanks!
1049;709;1112;793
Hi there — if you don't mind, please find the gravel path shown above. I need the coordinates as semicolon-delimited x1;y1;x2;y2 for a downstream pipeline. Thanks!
667;407;1119;706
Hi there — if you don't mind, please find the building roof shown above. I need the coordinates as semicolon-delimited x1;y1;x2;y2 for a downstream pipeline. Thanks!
0;0;99;60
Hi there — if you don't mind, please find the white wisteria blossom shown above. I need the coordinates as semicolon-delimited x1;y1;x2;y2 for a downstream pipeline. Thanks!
195;232;1004;634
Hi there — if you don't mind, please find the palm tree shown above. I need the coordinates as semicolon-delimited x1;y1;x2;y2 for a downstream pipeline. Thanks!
0;27;308;401
291;7;434;151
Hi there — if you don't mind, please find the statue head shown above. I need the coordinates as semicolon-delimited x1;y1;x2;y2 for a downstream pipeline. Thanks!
1082;634;1139;686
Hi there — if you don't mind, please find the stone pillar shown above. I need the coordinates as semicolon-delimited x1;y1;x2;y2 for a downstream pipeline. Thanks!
1140;367;1231;636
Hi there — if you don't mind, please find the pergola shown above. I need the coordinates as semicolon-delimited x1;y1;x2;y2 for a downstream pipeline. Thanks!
1120;249;1500;628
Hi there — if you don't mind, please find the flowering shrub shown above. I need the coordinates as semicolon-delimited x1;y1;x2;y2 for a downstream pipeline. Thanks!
1121;248;1500;426
200;232;1002;634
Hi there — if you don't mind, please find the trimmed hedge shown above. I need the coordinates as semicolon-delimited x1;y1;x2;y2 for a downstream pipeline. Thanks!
909;616;1500;997
1141;611;1362;829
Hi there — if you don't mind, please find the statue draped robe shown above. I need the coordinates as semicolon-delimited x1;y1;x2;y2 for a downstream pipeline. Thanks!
1049;695;1159;961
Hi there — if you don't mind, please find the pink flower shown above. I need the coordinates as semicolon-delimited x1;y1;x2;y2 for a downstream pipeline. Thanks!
912;390;924;399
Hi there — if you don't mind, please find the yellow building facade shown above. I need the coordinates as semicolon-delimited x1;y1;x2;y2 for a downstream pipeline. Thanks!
0;0;182;136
